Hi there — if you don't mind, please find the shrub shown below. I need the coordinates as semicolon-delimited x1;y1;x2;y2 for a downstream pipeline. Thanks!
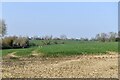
61;41;65;44
29;42;36;47
2;36;29;49
18;37;29;48
54;41;58;44
2;36;15;49
42;40;51;45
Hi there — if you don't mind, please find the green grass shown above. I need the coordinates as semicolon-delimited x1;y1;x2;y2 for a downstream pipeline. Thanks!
36;41;118;57
1;47;37;57
1;40;118;57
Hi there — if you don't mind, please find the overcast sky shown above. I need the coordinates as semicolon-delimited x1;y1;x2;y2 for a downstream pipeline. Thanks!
1;2;118;38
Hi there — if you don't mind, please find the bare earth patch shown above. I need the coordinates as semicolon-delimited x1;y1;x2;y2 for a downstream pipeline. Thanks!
5;52;19;59
2;52;118;78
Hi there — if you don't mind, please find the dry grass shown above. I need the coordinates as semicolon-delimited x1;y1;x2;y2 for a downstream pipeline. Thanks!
5;52;19;59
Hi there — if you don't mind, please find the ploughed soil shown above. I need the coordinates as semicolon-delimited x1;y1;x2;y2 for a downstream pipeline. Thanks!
2;52;119;78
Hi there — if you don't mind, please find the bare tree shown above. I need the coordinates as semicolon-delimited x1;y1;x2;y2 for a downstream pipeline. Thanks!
95;33;108;42
95;34;101;41
118;31;120;38
100;33;108;42
108;32;117;42
43;35;52;40
0;19;7;37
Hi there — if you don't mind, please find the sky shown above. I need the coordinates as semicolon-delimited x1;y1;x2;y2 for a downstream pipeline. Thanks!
1;2;118;39
1;0;119;2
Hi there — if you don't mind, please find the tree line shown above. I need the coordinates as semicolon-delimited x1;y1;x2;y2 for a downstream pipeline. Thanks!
28;32;120;42
0;19;120;49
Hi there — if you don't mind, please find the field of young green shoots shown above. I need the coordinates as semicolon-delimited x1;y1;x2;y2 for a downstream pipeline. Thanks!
1;40;118;57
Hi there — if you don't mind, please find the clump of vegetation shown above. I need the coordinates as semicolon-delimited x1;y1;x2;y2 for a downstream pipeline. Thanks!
53;41;58;44
2;36;29;49
61;41;65;44
41;40;51;45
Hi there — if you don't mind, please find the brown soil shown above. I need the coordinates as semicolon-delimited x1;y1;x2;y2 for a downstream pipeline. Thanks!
2;52;118;78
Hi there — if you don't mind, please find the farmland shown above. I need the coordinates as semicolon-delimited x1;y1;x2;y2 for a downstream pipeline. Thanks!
1;40;118;78
1;40;118;58
1;2;119;78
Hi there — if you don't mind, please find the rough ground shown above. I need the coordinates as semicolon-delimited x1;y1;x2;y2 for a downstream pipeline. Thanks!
2;52;118;78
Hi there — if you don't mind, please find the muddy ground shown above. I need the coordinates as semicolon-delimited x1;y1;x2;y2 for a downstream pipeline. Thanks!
2;52;119;78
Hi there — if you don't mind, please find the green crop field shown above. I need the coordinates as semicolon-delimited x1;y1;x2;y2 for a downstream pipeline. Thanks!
1;40;118;57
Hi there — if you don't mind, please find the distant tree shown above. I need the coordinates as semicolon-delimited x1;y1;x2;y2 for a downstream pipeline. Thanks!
80;37;85;41
32;35;39;40
118;31;120;38
0;19;7;37
108;32;117;42
53;37;60;40
84;38;89;41
80;37;89;41
71;38;76;40
60;34;67;40
95;34;101;41
95;33;108;42
90;37;96;41
100;33;108;42
43;35;53;40
49;35;53;40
